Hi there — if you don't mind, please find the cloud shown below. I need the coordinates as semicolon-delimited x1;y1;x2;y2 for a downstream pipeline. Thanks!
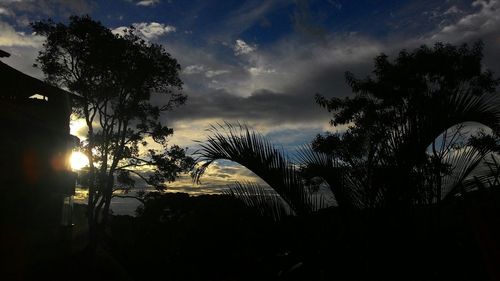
152;159;270;196
136;0;160;7
0;7;13;17
183;64;205;74
196;161;264;184
183;64;230;78
429;0;500;42
134;22;175;39
443;5;462;16
111;26;127;36
70;118;88;140
0;21;42;47
0;0;94;17
204;69;229;78
112;22;176;40
162;0;500;153
159;32;382;138
248;66;275;76
233;39;257;56
210;1;283;41
169;87;332;128
409;0;500;75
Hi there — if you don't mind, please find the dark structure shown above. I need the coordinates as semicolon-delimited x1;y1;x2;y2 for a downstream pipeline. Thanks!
0;50;77;273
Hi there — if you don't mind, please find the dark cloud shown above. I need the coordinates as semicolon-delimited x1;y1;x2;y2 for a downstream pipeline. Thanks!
165;37;378;127
169;88;329;125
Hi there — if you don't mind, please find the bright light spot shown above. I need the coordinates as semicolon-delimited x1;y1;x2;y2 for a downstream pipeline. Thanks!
70;151;89;171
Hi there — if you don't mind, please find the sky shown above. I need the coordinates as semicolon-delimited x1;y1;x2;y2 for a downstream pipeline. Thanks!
1;0;500;195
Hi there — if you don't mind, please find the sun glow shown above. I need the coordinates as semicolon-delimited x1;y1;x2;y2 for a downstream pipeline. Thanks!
70;151;89;171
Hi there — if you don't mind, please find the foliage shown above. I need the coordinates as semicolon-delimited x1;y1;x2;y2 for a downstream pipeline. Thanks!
463;144;500;192
223;181;293;220
312;41;500;208
193;123;327;218
111;193;287;281
32;15;194;244
107;190;499;281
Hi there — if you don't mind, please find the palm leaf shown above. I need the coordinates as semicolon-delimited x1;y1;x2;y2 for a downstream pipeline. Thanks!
295;145;361;209
193;122;317;215
462;154;500;191
224;181;292;221
380;92;500;204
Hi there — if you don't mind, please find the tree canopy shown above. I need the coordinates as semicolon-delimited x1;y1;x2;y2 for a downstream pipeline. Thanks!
32;15;194;246
313;41;500;208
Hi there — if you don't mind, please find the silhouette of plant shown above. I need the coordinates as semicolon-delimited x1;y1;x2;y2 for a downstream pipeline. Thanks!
313;41;500;208
461;133;500;192
193;123;327;218
32;15;194;249
223;181;293;220
295;144;361;208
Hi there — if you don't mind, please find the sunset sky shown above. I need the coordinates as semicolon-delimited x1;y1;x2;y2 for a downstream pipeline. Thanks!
1;0;500;194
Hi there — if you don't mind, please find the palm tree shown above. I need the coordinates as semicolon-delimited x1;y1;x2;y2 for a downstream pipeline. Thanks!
193;123;328;219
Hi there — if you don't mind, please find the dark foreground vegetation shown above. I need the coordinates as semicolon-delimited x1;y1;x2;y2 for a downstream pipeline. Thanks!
6;188;500;281
72;189;500;280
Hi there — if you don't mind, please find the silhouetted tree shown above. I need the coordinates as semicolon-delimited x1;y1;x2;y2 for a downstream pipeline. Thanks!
32;15;194;249
313;41;500;208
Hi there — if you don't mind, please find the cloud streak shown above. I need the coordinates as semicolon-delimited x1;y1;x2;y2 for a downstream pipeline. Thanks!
0;0;94;17
112;22;176;40
430;0;500;42
136;0;160;7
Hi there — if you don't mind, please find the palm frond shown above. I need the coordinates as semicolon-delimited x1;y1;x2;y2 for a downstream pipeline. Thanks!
193;122;317;215
441;145;490;199
295;145;361;209
380;92;500;205
389;93;500;167
223;181;293;221
462;153;500;191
